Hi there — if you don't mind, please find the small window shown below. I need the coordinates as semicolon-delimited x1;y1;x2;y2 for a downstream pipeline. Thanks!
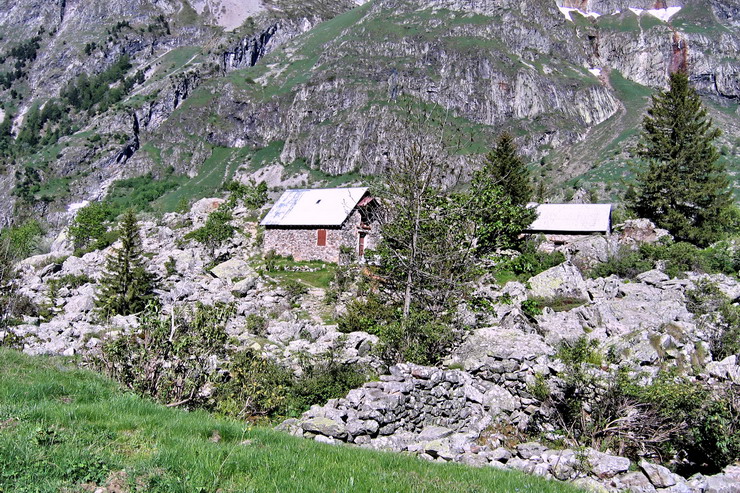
317;229;327;246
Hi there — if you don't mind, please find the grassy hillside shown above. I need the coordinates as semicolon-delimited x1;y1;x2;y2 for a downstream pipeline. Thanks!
0;349;582;493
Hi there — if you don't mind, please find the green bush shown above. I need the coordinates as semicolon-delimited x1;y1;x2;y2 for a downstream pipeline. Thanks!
373;309;458;366
491;239;565;283
0;220;43;259
337;295;397;334
590;239;740;280
215;349;368;420
686;279;740;360
282;279;308;305
557;336;602;367
225;180;268;209
245;313;268;336
292;351;368;411
98;302;233;407
521;299;543;319
184;205;234;255
589;246;653;279
620;372;740;474
215;349;296;419
69;202;114;252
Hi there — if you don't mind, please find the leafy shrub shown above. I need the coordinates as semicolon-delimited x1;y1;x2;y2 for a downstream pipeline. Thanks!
521;299;543;319
589;246;653;279
69;202;114;252
590;239;740;280
292;351;368;411
185;205;234;255
502;242;566;280
245;313;268;336
215;349;296;419
0;220;43;259
557;336;602;367
373;309;458;365
686;279;740;359
263;249;277;272
98;302;233;407
225;180;268;209
528;373;551;401
215;348;369;420
337;295;397;334
281;279;308;305
620;372;740;474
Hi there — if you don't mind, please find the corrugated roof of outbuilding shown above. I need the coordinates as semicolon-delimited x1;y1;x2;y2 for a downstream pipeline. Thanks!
260;187;369;227
527;203;613;233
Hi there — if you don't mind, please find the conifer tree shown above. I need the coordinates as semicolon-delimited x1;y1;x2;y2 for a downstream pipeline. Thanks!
472;134;536;254
629;71;734;246
481;133;533;206
95;210;157;318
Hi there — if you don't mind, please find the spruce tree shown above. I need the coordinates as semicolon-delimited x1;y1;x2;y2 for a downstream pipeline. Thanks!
481;133;533;206
629;71;733;247
472;134;536;254
96;210;157;318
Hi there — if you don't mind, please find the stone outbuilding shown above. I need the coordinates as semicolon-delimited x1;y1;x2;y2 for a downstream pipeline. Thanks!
525;203;613;245
260;187;380;263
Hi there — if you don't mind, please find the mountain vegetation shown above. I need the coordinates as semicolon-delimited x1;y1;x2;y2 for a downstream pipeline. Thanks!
95;210;158;318
0;1;739;491
0;348;581;493
629;71;736;246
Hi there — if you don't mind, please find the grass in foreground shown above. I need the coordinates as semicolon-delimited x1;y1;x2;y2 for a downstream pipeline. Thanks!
0;349;582;492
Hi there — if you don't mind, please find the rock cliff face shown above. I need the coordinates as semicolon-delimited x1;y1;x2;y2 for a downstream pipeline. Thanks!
0;0;738;228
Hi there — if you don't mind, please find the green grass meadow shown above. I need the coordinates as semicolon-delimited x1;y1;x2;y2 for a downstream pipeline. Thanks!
0;348;583;492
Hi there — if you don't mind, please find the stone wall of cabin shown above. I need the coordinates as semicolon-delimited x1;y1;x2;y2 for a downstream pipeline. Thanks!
263;211;379;263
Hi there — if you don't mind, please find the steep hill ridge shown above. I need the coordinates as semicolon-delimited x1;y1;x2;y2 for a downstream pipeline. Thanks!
0;0;738;229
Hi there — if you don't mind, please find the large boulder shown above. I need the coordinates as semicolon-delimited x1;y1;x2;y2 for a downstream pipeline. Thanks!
190;198;225;217
587;450;630;479
449;327;554;370
210;258;255;282
301;417;347;439
616;219;671;246
567;235;618;272
527;262;590;303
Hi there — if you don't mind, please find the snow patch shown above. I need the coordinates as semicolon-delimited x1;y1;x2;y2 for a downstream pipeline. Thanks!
558;6;600;22
589;68;602;77
628;6;682;22
67;200;90;214
646;7;682;22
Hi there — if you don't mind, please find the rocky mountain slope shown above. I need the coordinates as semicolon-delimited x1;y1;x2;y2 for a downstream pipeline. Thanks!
0;0;738;230
6;197;740;492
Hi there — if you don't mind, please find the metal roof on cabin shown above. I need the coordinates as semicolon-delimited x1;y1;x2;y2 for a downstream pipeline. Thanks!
260;187;369;227
527;203;613;233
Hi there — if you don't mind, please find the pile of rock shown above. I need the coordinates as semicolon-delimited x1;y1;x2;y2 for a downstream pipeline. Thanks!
281;362;740;493
8;198;381;371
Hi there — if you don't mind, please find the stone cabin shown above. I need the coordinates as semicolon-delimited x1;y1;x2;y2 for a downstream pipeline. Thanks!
260;187;380;263
525;203;613;245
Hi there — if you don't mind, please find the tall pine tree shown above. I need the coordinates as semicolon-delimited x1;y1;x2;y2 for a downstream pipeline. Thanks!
629;71;733;246
472;133;536;254
95;210;157;318
481;133;533;206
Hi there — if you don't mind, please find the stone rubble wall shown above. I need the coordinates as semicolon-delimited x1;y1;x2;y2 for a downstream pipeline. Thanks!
282;361;740;493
